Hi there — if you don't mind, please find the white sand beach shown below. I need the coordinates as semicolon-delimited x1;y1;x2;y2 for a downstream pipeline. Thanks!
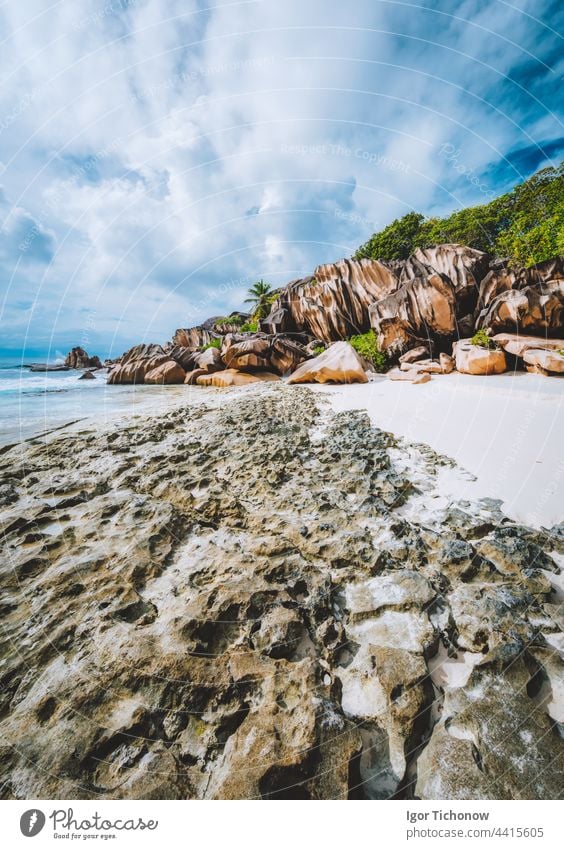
314;372;564;530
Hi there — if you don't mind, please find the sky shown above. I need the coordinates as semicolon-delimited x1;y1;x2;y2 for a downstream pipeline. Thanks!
0;0;562;359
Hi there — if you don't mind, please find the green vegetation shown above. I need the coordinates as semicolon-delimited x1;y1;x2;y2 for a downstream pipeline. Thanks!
470;329;496;349
201;338;221;350
312;345;325;356
214;315;243;326
348;330;388;372
240;321;258;333
354;164;564;267
244;279;273;319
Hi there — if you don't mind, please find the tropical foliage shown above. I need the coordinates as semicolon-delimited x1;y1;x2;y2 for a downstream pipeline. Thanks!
244;280;274;319
348;330;388;372
354;164;564;267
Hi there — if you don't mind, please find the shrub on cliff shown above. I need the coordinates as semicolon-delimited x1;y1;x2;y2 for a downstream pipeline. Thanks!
201;338;221;350
354;163;564;267
348;330;388;372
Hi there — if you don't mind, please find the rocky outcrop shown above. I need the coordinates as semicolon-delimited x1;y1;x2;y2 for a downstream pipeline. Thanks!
144;361;186;384
172;326;220;349
523;348;564;374
287;341;368;384
261;246;563;362
369;273;457;358
400;354;454;375
107;344;172;385
221;335;271;371
476;280;564;335
453;340;507;375
1;387;560;799
492;332;564;357
196;369;280;387
220;333;309;375
64;347;102;369
262;260;399;342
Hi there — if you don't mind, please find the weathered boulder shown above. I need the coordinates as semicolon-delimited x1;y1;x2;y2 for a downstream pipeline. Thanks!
196;369;280;387
400;354;454;375
78;370;96;380
221;335;271;371
184;368;208;385
370;273;457;357
287;341;368;384
172;326;220;348
387;367;431;384
476;280;564;335
260;247;563;364
64;346;102;369
523;348;564;374
399;345;430;364
399;244;490;314
263;260;399;342
193;346;223;372
492;333;563;357
453;340;507;375
269;336;309;375
168;345;199;371
144;361;186;384
107;344;171;384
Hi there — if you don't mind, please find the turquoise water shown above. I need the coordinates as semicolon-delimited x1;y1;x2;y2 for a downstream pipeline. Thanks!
0;357;185;446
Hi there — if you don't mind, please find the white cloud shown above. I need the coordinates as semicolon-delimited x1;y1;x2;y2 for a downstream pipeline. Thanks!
0;0;560;353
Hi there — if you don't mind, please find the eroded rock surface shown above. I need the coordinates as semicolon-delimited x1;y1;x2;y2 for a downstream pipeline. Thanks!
0;386;562;799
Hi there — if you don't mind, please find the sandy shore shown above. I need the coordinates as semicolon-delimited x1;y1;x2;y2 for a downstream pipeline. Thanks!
313;372;564;530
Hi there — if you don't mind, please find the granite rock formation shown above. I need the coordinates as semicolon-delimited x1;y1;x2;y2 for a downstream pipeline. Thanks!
64;347;102;369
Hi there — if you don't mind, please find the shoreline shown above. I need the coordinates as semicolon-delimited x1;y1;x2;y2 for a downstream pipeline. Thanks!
6;370;562;529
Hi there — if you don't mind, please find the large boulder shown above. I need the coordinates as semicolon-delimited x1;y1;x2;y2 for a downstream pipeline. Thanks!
369;273;457;357
262;260;399;342
523;348;564;374
269;335;309;375
399;244;490;316
453;340;507;375
64;346;102;369
172;326;220;348
221;335;271;371
144;361;186;384
168;345;199;371
196;369;280;387
220;333;308;375
107;344;171;384
492;333;564;357
193;346;224;372
476;279;564;335
287;341;368;384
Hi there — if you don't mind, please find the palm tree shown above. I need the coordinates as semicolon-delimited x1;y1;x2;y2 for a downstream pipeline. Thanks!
244;279;273;319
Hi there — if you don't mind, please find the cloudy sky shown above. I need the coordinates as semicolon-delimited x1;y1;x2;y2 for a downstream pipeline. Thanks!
0;0;562;357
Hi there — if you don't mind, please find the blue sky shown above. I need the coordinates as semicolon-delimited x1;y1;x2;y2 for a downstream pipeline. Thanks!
0;0;562;359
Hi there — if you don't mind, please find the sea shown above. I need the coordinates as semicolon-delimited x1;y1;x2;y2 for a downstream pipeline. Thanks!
0;355;187;446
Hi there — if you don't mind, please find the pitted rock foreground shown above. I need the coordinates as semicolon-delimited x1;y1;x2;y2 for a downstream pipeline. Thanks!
0;386;562;799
